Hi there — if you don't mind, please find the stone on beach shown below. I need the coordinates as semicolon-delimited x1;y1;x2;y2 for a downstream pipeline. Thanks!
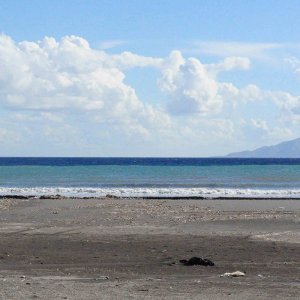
221;271;246;277
179;257;215;266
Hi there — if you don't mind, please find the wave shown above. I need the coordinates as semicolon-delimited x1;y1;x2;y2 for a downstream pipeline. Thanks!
1;187;300;198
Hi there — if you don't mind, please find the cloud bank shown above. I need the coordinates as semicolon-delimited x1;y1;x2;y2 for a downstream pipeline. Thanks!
0;34;299;156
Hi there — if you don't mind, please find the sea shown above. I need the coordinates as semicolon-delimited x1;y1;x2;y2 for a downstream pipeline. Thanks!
1;157;300;199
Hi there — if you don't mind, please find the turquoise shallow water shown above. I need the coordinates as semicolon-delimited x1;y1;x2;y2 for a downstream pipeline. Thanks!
0;158;300;197
1;164;300;189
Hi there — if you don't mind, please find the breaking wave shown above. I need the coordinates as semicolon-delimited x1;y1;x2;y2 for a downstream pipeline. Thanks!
1;187;300;198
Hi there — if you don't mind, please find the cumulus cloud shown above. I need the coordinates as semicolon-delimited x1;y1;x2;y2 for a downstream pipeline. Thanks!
0;35;148;113
158;51;249;115
208;57;250;74
2;34;249;130
0;34;286;123
0;34;300;155
0;34;168;137
159;51;220;115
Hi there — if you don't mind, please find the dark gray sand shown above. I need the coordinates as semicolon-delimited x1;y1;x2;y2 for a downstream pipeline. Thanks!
0;197;299;299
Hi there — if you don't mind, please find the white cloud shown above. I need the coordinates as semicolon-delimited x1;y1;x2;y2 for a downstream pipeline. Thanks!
187;41;283;59
0;34;168;136
11;112;64;123
249;118;293;140
251;119;268;130
208;57;251;74
188;117;236;139
0;34;289;124
158;51;248;115
99;40;126;50
285;56;300;79
0;34;300;155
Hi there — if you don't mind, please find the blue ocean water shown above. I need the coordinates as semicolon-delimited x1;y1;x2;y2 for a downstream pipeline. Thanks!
0;157;300;198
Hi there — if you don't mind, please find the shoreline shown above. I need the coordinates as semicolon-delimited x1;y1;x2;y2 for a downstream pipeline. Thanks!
2;194;300;200
2;186;300;200
0;197;299;299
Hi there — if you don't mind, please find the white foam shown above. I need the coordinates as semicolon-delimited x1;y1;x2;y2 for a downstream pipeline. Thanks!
0;187;300;198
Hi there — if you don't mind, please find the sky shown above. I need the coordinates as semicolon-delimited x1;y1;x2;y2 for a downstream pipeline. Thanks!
0;0;300;157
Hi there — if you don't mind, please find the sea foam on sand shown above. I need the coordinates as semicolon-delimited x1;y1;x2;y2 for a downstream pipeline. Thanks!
1;187;300;198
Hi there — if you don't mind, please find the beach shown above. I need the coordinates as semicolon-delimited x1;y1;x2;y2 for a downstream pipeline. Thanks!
0;197;299;299
1;1;300;300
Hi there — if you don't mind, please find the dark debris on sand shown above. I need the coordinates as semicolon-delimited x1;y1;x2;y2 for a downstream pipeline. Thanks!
180;257;215;266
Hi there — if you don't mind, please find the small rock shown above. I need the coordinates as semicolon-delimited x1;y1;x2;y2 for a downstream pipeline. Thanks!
180;257;214;266
221;271;245;277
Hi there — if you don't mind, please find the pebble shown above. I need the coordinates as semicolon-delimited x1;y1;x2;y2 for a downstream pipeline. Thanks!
221;271;245;277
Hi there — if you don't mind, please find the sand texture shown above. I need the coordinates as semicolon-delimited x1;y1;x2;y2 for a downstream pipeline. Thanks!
0;197;299;299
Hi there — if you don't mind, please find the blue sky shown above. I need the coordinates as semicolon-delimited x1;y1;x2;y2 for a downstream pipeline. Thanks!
0;0;300;156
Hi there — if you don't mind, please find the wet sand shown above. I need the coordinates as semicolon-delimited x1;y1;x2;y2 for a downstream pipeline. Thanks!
0;197;299;299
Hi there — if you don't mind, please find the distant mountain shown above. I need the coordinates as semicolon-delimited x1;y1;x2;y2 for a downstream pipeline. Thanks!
227;138;300;158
